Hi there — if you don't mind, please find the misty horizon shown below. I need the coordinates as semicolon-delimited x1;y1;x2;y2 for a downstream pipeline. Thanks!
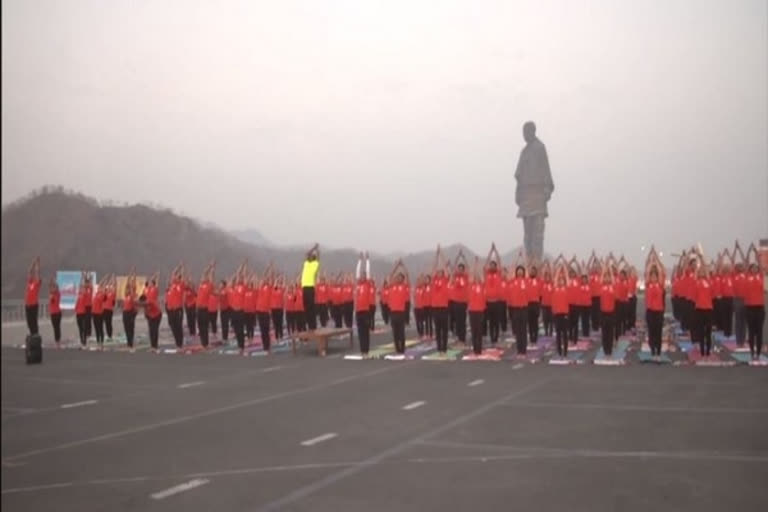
2;0;767;263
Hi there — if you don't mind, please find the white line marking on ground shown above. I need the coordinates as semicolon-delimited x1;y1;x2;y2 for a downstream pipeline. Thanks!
504;402;768;414
512;363;524;370
301;433;338;447
5;364;406;462
256;377;553;512
177;381;205;389
60;400;98;409
468;379;484;387
402;401;426;411
261;366;282;373
150;479;209;500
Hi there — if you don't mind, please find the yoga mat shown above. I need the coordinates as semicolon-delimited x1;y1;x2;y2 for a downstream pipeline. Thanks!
366;339;421;359
422;349;462;361
720;341;751;353
405;341;436;358
640;342;674;353
594;339;630;362
462;347;504;361
637;352;672;364
549;357;578;365
729;353;768;364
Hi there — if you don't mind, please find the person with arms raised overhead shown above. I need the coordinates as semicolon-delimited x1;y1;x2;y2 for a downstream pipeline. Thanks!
515;121;554;261
25;256;41;336
48;275;61;346
355;252;374;358
301;243;320;331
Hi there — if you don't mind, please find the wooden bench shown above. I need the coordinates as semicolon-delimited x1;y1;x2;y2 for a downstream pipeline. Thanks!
292;327;354;357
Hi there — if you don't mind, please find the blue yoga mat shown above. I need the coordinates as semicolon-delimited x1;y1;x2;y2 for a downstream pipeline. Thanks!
595;339;630;360
729;353;768;363
637;351;672;363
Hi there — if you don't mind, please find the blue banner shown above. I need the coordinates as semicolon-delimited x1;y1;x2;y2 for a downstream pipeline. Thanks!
56;271;96;310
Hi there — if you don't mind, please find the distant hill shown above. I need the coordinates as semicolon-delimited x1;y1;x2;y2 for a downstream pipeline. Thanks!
230;229;273;247
1;187;530;299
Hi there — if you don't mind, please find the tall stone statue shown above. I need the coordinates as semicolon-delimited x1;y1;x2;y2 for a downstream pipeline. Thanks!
515;121;554;260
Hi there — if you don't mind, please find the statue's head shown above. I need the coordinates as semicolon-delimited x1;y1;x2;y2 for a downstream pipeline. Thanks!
523;121;536;143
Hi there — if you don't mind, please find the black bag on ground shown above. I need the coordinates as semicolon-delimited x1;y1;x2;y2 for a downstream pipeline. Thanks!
25;334;42;364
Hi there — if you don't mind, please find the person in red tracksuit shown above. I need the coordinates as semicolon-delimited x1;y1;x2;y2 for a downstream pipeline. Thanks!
468;257;486;355
355;252;373;357
285;284;297;335
293;279;306;332
387;259;411;354
167;269;185;348
566;266;580;344
380;279;391;326
219;279;232;341
551;262;570;357
48;277;62;345
103;276;116;340
414;277;425;338
207;281;220;338
422;275;433;339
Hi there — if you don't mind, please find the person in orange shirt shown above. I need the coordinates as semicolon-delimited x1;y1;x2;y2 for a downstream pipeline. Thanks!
578;273;591;338
387;259;411;354
229;264;248;353
24;256;42;336
644;247;666;360
527;263;543;344
380;279;391;326
243;277;257;342
75;276;89;347
355;252;374;356
369;279;377;333
452;257;470;345
342;275;355;329
484;243;504;345
293;278;306;332
167;265;186;348
743;243;765;360
500;268;510;335
551;260;570;357
627;267;638;331
270;276;285;340
207;281;220;338
566;264;580;344
184;279;197;338
103;275;116;341
414;276;425;338
508;264;529;355
599;260;618;356
431;247;451;354
143;275;163;352
587;253;602;331
219;279;232;342
692;252;714;356
92;277;106;347
422;275;434;339
255;270;273;352
197;261;215;347
121;273;138;352
315;275;330;328
329;276;344;329
732;242;749;345
540;262;554;337
467;257;486;355
48;277;61;345
285;284;297;336
719;252;735;338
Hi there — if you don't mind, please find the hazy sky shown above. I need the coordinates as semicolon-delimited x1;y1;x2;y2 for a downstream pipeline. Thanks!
2;0;766;264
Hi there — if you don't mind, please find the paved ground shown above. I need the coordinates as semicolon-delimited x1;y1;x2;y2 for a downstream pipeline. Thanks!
2;321;768;511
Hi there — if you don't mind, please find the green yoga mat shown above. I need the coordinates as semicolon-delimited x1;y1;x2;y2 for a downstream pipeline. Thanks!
637;352;672;364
